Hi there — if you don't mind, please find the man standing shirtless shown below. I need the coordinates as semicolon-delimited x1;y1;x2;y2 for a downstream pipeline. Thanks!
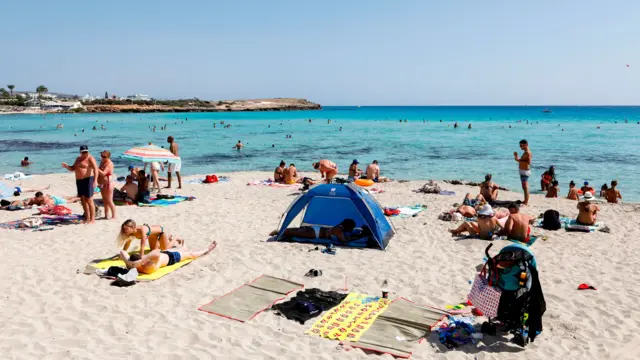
62;145;98;224
313;159;338;183
166;136;182;189
514;139;531;205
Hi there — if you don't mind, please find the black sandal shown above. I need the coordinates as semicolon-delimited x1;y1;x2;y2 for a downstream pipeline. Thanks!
304;269;323;277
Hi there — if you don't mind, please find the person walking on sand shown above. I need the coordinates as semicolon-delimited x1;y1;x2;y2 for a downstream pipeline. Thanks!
97;150;116;220
165;136;182;189
312;159;338;183
605;180;622;203
514;139;531;205
62;145;99;224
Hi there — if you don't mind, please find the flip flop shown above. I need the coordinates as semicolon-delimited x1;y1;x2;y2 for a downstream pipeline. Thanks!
304;269;323;277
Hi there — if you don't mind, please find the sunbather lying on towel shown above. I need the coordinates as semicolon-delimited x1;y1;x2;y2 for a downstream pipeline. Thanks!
270;219;364;243
117;219;184;254
1;192;78;210
119;241;217;274
449;204;502;240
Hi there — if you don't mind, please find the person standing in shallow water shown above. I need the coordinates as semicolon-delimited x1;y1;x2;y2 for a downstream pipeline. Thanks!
514;139;531;206
62;145;99;224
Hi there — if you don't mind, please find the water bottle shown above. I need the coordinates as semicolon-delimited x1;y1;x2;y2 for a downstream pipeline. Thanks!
381;279;389;299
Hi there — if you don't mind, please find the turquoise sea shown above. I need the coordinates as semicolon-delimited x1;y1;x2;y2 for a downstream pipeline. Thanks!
1;106;639;200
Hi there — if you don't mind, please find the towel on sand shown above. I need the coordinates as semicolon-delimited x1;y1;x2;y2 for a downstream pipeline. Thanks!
4;172;31;181
89;251;193;282
199;275;303;322
386;206;425;218
138;196;194;207
247;180;300;188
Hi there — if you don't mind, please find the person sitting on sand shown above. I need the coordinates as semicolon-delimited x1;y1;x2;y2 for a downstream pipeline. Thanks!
313;159;338;183
567;181;579;200
270;219;362;243
117;219;184;255
115;175;138;203
499;203;535;242
284;163;298;184
545;180;559;198
577;192;600;225
540;166;555;191
580;181;595;196
480;174;500;202
233;140;244;150
21;157;32;167
605;180;622;204
128;165;140;179
449;205;502;240
136;170;150;203
117;241;217;274
348;159;362;181
365;160;390;182
274;160;286;183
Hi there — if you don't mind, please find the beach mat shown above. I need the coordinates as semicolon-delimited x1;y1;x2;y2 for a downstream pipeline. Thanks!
199;275;303;322
89;252;193;282
352;298;448;358
307;293;391;341
139;196;192;207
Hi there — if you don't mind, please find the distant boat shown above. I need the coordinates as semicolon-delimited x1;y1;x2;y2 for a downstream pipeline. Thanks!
542;109;552;113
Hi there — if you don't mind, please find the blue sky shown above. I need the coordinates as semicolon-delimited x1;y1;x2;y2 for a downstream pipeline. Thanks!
1;1;638;105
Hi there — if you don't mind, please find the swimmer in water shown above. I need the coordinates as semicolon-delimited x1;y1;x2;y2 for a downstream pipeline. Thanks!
233;140;244;150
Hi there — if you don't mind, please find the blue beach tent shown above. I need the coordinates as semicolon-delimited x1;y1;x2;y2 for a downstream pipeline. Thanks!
275;183;395;249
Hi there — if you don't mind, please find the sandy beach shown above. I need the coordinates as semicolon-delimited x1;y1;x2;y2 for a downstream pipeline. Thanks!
1;171;639;360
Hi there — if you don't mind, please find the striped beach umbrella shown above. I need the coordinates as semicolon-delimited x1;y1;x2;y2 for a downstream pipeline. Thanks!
122;144;181;164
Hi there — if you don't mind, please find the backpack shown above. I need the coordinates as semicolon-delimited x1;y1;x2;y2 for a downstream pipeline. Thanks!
541;210;561;230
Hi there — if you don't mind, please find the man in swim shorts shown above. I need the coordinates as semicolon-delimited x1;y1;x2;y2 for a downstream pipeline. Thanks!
500;203;535;242
514;139;531;206
166;136;182;189
62;145;99;224
117;241;217;275
313;159;338;183
274;160;286;183
284;163;298;184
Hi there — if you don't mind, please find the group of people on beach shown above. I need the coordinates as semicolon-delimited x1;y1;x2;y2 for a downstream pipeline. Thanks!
272;158;390;185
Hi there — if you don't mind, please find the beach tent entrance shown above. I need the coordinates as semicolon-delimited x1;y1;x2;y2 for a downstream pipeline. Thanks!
275;184;395;249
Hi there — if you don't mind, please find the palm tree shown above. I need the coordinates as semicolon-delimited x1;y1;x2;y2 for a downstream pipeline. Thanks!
36;85;48;97
0;88;8;98
7;85;15;97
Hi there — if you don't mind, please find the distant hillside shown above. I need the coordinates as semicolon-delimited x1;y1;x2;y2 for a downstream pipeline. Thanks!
81;98;321;113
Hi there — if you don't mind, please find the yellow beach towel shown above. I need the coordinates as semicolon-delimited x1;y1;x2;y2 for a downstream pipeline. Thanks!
306;293;391;342
90;252;192;282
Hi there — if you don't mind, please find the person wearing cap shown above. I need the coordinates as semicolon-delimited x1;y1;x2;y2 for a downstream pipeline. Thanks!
500;202;536;243
580;181;595;195
605;180;622;204
567;181;579;201
449;204;502;240
61;145;99;224
284;163;298;184
312;159;338;184
274;160;286;183
514;139;531;205
128;165;140;179
348;159;362;182
480;174;500;202
545;180;560;198
577;192;600;225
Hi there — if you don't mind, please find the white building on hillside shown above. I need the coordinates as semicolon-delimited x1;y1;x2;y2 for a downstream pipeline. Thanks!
41;101;83;111
126;94;151;101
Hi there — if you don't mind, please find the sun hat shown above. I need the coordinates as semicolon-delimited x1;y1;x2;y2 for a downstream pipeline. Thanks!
582;192;594;200
478;204;495;216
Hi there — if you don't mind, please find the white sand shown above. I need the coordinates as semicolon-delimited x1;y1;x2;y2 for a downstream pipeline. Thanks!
1;171;639;359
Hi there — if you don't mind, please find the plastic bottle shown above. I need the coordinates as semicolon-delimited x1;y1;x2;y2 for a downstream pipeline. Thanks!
381;279;389;299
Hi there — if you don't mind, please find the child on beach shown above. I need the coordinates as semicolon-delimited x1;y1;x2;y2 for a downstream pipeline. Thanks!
117;219;183;254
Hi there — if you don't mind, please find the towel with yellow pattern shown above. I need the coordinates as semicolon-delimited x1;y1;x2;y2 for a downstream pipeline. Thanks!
90;251;192;282
306;293;391;341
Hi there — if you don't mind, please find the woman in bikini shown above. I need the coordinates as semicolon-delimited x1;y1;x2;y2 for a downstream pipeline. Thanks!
97;150;116;219
117;219;183;254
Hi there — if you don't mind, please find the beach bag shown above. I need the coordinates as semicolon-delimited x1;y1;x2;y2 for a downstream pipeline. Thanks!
541;210;561;230
468;265;502;318
204;175;218;183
